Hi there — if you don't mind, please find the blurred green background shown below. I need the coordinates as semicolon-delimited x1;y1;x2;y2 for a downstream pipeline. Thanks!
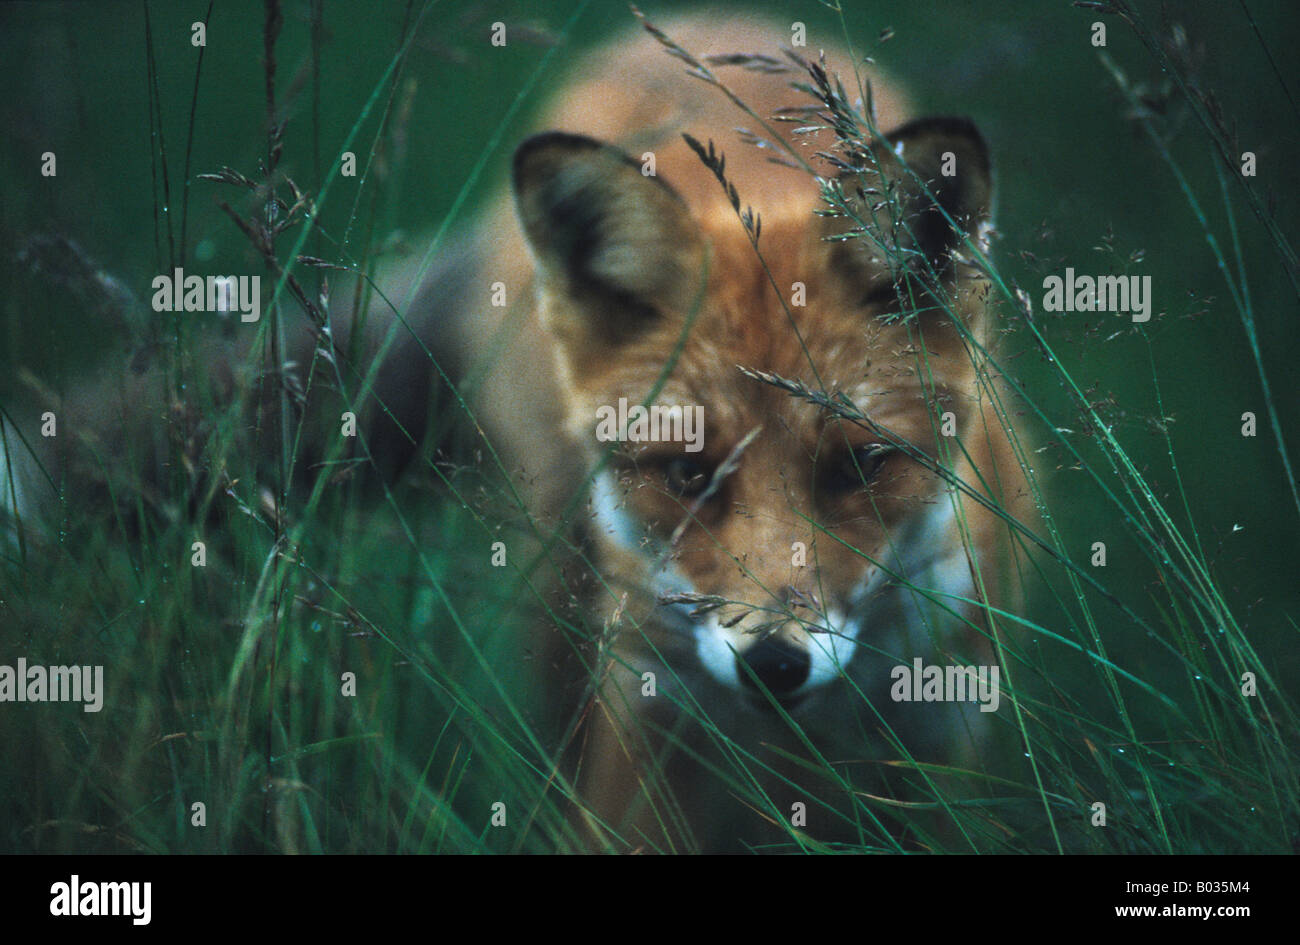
1;0;1296;852
4;0;1296;608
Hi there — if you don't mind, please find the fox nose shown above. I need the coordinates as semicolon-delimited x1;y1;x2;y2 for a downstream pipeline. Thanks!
737;637;810;696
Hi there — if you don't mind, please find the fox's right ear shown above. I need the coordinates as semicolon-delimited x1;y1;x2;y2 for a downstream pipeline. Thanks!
825;116;993;292
512;132;705;344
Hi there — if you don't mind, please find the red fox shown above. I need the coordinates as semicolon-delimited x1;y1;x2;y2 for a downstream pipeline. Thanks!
0;12;1030;854
453;14;1032;851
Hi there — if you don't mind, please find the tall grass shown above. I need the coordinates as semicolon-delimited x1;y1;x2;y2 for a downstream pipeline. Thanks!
0;0;1295;853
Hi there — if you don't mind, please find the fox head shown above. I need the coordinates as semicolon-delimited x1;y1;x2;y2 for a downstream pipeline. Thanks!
512;117;999;711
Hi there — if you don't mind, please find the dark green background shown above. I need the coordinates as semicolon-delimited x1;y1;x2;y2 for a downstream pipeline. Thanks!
0;0;1296;850
5;0;1296;667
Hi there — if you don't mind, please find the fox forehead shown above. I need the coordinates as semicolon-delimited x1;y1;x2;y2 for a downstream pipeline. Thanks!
562;216;973;454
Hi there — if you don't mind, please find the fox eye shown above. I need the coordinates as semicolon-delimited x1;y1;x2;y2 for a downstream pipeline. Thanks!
663;457;712;498
821;444;891;494
861;281;900;310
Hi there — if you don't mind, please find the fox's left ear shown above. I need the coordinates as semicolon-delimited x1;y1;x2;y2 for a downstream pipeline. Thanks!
513;131;706;346
827;116;992;285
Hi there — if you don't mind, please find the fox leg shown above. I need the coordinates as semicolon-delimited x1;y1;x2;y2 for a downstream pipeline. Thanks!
573;669;706;853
